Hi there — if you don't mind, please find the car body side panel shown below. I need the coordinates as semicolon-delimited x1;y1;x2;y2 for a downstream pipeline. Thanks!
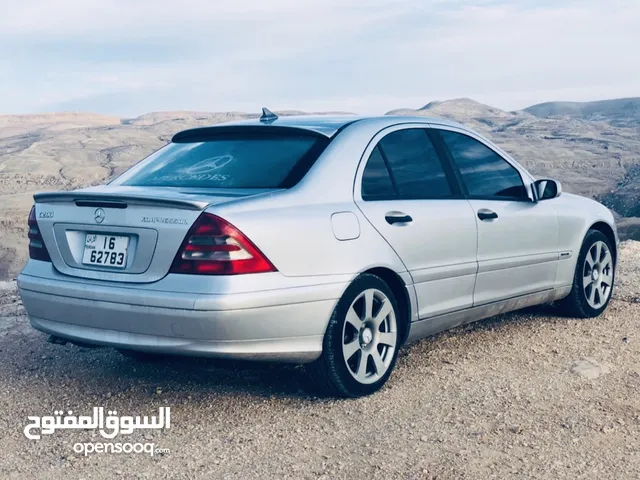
211;196;409;278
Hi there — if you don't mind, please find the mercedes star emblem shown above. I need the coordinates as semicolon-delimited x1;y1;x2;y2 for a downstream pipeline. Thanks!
94;208;105;224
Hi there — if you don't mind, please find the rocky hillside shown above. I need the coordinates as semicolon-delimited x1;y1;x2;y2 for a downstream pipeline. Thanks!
0;99;639;279
524;97;640;127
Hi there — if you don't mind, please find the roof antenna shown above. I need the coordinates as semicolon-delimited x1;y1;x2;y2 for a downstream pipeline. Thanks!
260;107;278;123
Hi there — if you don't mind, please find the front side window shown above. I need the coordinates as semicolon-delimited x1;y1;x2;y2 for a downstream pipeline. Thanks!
361;128;453;200
438;130;527;199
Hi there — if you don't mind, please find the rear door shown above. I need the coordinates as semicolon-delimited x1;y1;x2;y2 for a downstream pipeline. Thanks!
432;127;559;305
355;126;478;319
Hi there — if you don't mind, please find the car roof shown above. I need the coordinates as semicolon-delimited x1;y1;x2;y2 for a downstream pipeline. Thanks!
172;114;468;140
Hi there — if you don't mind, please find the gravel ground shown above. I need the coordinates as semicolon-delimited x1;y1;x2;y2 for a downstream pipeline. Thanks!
1;242;639;480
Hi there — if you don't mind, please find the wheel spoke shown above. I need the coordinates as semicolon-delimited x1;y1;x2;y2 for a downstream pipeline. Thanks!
583;274;593;289
356;351;369;380
373;300;393;328
588;285;596;305
601;271;613;284
600;251;612;269
363;290;374;320
594;242;602;263
343;339;360;360
371;349;386;375
378;331;396;347
345;306;363;331
585;250;595;268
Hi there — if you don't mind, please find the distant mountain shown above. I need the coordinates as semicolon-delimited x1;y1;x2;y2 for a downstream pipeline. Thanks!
389;98;527;128
0;112;121;139
524;97;640;126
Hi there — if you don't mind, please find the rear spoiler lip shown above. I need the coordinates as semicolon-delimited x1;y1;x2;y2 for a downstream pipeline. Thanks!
33;191;209;211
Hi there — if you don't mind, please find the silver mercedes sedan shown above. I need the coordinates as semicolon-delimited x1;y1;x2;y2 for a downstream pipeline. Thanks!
18;110;618;397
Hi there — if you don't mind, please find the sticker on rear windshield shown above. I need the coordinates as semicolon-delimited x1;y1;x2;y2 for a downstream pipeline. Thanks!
149;173;230;183
181;155;235;174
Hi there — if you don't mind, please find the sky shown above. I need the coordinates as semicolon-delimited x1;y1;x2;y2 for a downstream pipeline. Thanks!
1;0;639;117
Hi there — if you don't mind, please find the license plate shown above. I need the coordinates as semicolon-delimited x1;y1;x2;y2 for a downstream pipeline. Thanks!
82;234;129;268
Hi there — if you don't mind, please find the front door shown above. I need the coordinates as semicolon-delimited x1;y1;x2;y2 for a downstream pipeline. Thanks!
434;127;559;305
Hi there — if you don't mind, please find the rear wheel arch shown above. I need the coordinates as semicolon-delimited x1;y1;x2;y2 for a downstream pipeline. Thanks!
362;267;411;347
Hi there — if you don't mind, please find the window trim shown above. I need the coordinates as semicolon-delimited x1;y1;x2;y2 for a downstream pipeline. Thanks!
430;127;534;203
359;126;464;202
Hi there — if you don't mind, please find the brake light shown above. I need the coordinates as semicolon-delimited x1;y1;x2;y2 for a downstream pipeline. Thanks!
28;206;51;262
170;213;276;275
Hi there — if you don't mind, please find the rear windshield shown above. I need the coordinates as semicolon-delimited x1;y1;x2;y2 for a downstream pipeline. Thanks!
117;130;329;189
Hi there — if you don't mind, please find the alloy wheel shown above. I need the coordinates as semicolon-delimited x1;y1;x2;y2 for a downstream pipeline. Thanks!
341;288;397;384
582;240;613;309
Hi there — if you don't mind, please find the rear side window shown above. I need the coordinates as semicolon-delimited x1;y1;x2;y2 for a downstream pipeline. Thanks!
438;130;527;199
361;128;452;200
117;130;328;189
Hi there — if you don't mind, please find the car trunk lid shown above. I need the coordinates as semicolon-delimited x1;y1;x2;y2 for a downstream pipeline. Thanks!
33;185;276;283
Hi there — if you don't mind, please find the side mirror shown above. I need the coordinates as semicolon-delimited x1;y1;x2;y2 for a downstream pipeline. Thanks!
533;179;562;201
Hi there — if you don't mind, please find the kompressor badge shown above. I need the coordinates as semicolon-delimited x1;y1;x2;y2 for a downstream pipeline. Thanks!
141;217;188;225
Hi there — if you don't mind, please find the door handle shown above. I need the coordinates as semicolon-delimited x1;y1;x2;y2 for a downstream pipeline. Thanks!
385;213;413;225
477;209;498;221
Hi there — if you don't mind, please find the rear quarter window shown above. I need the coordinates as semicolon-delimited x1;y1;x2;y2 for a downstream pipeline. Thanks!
362;146;396;198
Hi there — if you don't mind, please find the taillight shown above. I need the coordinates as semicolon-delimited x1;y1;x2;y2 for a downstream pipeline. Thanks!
28;206;51;262
169;213;276;275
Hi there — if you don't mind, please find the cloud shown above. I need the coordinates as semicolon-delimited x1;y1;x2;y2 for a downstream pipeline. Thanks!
0;0;408;37
1;0;639;115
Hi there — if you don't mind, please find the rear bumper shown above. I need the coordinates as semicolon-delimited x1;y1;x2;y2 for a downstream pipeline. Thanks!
17;264;349;363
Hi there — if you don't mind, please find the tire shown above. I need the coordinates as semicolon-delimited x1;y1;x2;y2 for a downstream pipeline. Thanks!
306;273;401;398
558;229;615;318
117;349;164;361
